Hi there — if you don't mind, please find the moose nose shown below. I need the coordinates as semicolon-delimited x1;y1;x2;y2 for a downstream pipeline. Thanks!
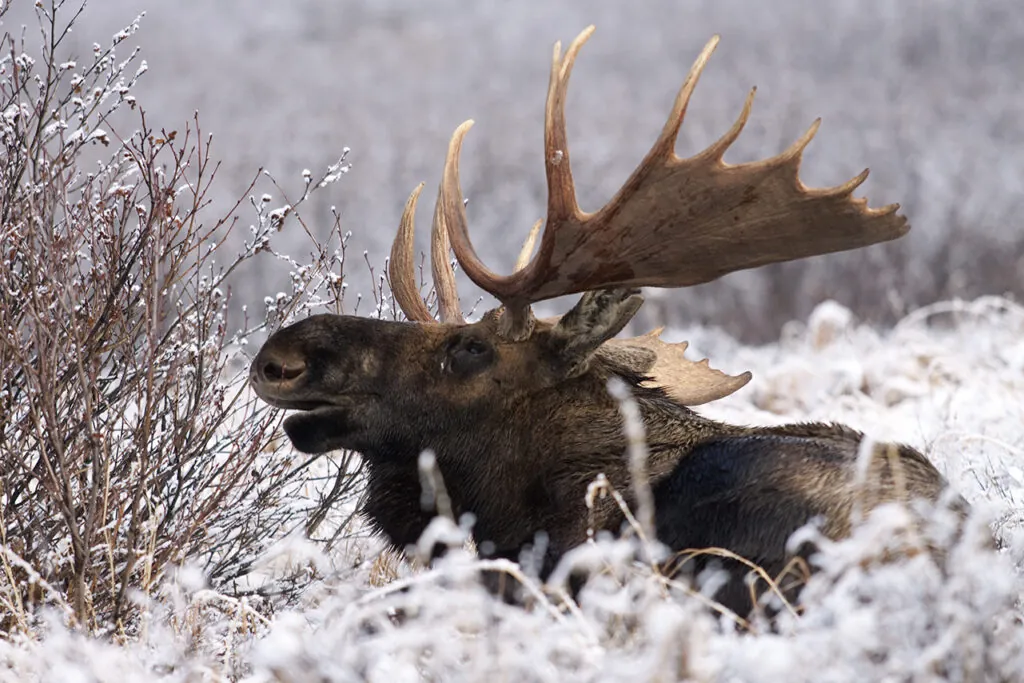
252;350;308;387
266;359;306;381
260;358;306;382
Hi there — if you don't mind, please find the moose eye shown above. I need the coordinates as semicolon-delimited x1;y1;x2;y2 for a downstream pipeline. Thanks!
447;336;495;376
465;340;488;355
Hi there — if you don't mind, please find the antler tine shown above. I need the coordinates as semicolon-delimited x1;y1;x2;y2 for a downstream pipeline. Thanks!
429;185;465;323
440;119;539;335
650;35;720;160
544;25;593;224
389;183;435;322
700;86;756;163
515;220;543;272
438;120;480;288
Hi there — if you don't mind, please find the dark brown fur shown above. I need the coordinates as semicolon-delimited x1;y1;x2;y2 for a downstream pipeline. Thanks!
251;295;961;613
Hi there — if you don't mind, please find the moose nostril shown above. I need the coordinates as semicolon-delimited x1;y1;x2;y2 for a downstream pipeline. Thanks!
262;359;306;382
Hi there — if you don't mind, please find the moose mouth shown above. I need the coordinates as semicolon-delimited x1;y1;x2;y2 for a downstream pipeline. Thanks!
254;390;376;413
269;395;379;454
279;403;353;454
267;398;338;411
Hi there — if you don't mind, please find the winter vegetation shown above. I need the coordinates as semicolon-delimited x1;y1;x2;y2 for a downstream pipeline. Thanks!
0;1;1022;681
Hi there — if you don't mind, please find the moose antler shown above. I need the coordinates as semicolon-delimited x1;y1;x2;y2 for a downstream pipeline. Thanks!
389;183;465;323
438;26;909;339
605;330;751;405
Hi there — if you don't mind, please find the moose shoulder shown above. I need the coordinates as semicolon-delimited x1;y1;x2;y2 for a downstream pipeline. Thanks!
251;28;962;614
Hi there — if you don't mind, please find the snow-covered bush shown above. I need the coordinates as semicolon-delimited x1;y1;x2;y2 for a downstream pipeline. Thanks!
0;1;363;635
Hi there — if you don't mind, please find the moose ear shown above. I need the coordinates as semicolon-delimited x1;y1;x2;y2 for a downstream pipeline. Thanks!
549;288;644;377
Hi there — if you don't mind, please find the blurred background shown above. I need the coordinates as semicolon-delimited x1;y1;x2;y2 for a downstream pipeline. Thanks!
8;0;1022;341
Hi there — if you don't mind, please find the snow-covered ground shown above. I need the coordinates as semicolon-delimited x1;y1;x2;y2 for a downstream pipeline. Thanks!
2;297;1021;682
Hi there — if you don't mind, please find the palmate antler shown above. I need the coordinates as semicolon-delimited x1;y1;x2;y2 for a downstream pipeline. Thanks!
389;184;752;405
439;26;908;339
388;26;909;405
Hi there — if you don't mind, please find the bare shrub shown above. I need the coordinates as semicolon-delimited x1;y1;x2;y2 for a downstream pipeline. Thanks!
0;1;363;635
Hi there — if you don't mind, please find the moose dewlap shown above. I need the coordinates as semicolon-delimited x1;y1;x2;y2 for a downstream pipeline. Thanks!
251;27;962;614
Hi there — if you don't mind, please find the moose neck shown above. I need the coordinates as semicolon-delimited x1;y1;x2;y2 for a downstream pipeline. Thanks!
359;364;733;564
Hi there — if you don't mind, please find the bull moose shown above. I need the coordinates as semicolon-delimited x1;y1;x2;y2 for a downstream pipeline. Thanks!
251;27;961;613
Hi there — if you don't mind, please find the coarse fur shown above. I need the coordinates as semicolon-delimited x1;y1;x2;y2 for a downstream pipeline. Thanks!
251;294;962;614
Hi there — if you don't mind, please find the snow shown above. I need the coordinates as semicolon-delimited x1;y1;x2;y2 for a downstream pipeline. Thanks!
1;296;1021;681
